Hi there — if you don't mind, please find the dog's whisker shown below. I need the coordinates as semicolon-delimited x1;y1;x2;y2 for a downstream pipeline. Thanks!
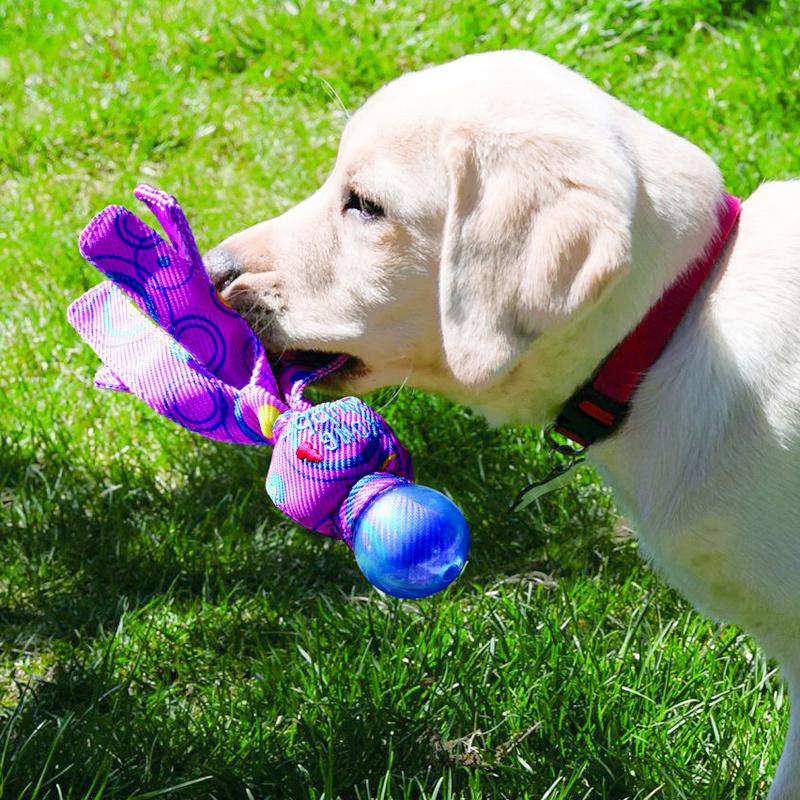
318;77;351;119
375;375;409;411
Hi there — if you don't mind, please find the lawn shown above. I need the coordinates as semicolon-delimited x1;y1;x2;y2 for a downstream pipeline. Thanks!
1;0;798;797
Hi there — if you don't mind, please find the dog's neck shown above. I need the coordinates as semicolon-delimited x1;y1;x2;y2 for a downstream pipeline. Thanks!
464;110;727;429
464;197;730;429
549;193;740;449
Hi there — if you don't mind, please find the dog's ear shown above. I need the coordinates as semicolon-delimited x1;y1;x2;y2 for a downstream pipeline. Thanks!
439;132;633;387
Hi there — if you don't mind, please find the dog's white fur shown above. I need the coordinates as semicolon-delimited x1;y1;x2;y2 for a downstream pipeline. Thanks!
214;51;800;796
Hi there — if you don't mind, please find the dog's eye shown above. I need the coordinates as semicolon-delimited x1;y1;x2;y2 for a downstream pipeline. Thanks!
343;189;385;221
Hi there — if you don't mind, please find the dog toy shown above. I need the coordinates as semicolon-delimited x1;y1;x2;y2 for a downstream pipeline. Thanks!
66;185;469;598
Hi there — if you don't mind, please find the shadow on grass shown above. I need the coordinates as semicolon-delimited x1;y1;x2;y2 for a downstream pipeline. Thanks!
0;392;633;798
0;390;628;644
1;637;675;800
1;384;760;798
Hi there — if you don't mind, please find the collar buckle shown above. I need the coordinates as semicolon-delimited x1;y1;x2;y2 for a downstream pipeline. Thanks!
544;423;587;458
552;383;630;450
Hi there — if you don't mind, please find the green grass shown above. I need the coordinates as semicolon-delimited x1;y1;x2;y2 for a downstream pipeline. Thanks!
1;0;798;797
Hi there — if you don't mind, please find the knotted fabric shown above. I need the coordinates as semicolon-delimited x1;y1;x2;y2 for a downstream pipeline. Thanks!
67;185;412;545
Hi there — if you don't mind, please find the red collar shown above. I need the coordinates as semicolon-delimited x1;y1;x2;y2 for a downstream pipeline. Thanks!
551;192;742;453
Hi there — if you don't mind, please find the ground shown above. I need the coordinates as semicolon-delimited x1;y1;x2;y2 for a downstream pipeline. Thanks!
0;1;798;797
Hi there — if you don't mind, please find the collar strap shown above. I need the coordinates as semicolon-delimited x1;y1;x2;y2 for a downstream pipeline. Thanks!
552;192;742;451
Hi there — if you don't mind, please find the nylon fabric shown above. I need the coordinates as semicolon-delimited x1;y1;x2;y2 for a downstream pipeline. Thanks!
67;185;413;547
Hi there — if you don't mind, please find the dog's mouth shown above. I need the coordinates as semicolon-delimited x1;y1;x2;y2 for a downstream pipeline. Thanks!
266;349;368;394
223;289;368;393
311;353;368;392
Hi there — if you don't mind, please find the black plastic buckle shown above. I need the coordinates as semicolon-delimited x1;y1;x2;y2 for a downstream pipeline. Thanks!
553;382;630;450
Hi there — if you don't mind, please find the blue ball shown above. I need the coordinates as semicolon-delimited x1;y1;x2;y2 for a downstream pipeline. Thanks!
352;484;469;599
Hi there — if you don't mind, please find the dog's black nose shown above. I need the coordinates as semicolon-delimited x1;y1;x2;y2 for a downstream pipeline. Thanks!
204;247;242;291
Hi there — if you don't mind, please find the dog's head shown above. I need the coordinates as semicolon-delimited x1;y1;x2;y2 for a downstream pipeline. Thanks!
208;51;721;411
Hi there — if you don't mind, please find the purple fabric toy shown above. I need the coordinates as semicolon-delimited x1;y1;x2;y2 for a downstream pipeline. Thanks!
67;185;469;598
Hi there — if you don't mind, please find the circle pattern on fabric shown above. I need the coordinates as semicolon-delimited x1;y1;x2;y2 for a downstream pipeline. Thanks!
101;289;151;345
148;244;195;291
164;377;227;432
172;315;226;375
115;211;159;249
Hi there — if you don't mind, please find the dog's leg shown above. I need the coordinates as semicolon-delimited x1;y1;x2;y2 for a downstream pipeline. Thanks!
769;663;800;800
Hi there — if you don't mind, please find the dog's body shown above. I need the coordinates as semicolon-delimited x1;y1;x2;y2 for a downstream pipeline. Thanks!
208;51;800;796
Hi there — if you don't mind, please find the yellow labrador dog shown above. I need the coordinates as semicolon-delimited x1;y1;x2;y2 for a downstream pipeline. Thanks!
207;51;800;797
